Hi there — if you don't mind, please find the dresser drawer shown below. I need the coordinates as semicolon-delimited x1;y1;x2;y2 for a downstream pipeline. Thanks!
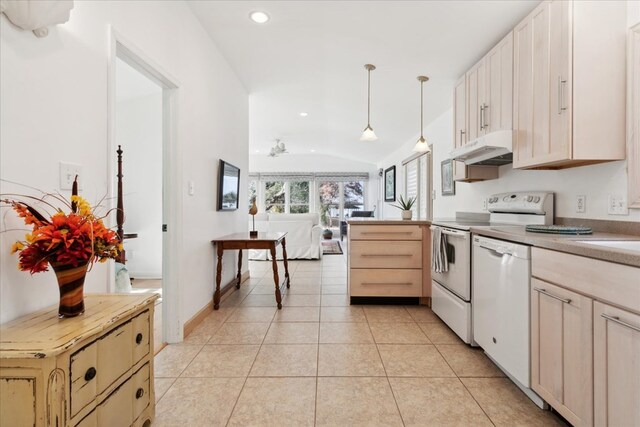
132;363;151;422
350;241;422;269
97;320;133;394
350;269;423;296
70;340;98;417
132;310;150;365
350;225;422;240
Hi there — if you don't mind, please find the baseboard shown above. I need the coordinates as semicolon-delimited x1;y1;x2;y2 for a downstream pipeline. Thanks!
183;270;250;338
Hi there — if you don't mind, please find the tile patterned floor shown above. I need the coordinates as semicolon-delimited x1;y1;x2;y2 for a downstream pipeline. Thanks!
154;253;566;426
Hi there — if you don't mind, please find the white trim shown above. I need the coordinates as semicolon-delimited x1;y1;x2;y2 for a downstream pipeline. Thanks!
107;26;183;344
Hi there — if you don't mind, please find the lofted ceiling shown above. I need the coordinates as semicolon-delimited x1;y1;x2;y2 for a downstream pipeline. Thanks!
188;0;539;164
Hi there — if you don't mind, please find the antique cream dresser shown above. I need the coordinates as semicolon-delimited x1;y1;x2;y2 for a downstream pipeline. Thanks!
347;220;432;299
0;294;158;427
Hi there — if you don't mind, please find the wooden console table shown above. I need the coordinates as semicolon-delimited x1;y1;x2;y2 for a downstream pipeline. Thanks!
211;232;291;309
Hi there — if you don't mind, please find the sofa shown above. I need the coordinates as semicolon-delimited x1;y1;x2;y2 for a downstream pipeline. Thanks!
248;213;323;260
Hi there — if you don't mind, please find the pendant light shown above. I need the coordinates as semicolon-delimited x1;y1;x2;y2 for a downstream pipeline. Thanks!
413;75;431;153
360;64;378;141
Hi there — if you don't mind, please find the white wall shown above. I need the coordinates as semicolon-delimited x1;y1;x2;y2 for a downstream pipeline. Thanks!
0;1;249;325
116;88;163;279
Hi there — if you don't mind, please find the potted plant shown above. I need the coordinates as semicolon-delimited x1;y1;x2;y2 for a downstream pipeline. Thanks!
322;228;333;239
391;195;416;220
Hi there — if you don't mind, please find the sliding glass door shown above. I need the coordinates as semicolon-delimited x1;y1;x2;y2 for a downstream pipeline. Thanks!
318;181;365;228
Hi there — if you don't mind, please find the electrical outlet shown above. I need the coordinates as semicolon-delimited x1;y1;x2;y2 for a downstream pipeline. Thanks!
482;198;488;211
59;162;82;190
576;195;586;213
607;195;628;215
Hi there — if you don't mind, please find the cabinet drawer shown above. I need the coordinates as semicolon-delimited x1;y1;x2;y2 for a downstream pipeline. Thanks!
97;320;133;394
350;241;422;269
350;225;422;241
350;269;423;297
132;310;150;365
96;373;134;427
132;363;151;422
70;340;98;417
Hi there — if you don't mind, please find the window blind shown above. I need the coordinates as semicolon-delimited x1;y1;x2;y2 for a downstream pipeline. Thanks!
251;172;369;182
405;159;419;217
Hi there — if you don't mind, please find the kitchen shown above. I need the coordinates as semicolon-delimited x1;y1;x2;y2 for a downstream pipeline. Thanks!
349;1;640;425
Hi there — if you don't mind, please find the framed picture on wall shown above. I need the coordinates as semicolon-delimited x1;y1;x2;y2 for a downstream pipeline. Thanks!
217;159;241;210
384;165;396;202
441;159;455;196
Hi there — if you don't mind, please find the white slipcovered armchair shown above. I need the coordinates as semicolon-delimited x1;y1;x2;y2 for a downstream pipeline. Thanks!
248;213;323;260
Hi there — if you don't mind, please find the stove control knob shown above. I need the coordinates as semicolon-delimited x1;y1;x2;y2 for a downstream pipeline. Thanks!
527;196;534;202
534;196;541;203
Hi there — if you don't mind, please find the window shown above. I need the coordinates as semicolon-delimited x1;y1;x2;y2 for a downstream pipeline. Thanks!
318;181;340;227
289;181;310;213
318;181;366;227
265;181;285;213
343;181;364;218
264;181;310;214
403;154;430;219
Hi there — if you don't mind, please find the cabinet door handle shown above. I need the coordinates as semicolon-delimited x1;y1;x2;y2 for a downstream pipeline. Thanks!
601;314;640;333
84;367;97;382
136;333;143;344
361;254;412;257
533;287;571;304
361;232;412;235
459;130;465;145
558;76;567;114
136;387;145;399
482;104;489;129
480;105;485;130
362;282;413;286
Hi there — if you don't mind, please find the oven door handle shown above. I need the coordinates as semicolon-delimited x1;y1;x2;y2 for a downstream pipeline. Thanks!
441;229;468;239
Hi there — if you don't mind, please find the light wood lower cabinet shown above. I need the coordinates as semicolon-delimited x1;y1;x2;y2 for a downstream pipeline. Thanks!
530;278;593;426
0;294;158;427
532;248;640;426
348;222;431;298
594;302;640;427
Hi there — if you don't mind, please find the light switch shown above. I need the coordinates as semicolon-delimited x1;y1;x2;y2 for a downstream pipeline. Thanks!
188;180;195;196
59;162;82;190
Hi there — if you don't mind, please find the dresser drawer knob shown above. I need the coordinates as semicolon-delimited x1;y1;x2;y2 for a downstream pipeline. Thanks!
136;333;143;344
84;367;97;381
136;387;145;399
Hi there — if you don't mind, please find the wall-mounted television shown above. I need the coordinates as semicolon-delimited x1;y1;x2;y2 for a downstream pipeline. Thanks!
217;159;240;211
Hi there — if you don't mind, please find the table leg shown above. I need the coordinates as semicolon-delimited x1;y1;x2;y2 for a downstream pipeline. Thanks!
214;244;224;310
281;237;291;289
270;245;282;309
236;249;243;289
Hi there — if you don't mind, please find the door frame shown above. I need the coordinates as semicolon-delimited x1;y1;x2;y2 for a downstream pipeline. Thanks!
107;27;184;343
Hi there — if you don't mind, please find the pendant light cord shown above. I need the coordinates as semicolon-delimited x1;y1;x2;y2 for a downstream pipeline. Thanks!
367;68;371;127
420;78;423;138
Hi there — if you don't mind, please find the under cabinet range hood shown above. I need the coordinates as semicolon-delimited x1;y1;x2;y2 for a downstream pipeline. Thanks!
449;130;514;166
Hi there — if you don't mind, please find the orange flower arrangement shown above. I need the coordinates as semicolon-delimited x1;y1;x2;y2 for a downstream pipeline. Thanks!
3;178;121;274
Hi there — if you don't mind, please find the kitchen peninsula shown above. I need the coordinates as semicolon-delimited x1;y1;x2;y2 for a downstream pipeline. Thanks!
347;219;432;302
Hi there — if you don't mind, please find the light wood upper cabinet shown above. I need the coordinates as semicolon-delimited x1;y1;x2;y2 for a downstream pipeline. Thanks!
513;0;627;169
486;31;513;133
594;302;640;426
628;23;640;209
466;60;484;142
453;75;467;148
531;278;593;426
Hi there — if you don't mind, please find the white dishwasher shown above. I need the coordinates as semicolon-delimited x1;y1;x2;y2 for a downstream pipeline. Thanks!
472;235;544;408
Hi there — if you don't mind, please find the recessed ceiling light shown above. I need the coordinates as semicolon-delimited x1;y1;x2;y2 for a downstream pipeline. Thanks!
249;11;270;24
310;149;316;153
299;112;309;117
255;149;260;153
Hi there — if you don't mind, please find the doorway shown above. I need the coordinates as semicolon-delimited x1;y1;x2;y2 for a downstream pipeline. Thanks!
109;29;181;348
